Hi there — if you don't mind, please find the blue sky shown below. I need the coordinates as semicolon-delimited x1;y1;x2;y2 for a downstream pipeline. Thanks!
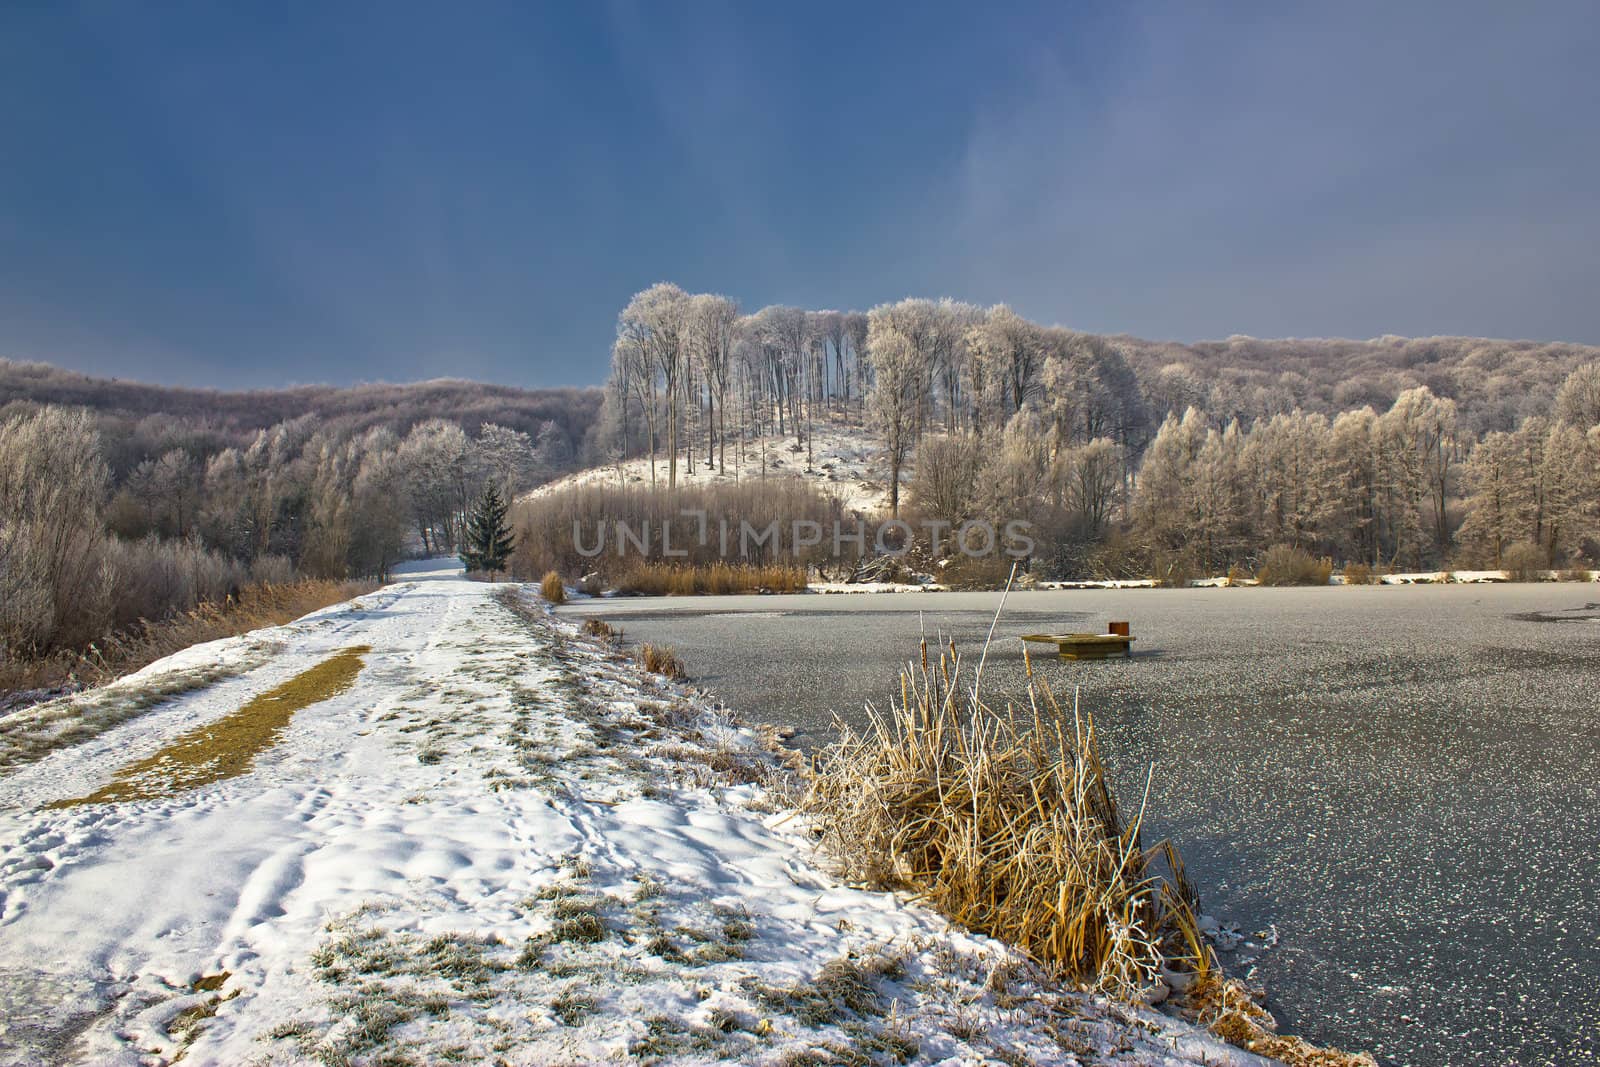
2;1;1597;389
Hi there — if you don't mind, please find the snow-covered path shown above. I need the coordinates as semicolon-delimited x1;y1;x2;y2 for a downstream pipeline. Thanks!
0;564;1265;1066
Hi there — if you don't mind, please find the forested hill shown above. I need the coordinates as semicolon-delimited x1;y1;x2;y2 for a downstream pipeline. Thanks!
1106;333;1600;435
0;358;603;471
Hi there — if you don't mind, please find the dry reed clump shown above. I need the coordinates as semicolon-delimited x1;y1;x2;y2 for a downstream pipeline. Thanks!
540;571;567;604
801;637;1206;1002
1183;972;1377;1066
580;618;621;641
613;561;807;596
507;479;842;580
1255;545;1334;587
1558;565;1595;582
1339;562;1376;585
1149;550;1199;588
802;636;1376;1066
51;645;371;808
0;578;373;699
638;643;686;680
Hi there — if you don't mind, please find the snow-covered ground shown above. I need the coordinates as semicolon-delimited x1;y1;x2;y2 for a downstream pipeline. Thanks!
531;418;898;516
0;560;1267;1066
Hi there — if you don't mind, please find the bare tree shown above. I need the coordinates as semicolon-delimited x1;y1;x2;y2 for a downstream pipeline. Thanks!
687;293;739;471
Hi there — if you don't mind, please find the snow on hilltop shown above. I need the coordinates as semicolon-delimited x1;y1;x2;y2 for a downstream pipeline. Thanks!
530;417;900;516
0;561;1262;1066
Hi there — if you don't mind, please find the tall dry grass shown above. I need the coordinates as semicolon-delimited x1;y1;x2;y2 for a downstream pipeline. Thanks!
637;643;686;679
1340;561;1377;585
1255;544;1334;586
613;561;806;596
508;479;844;581
800;634;1376;1065
0;578;373;699
802;636;1206;999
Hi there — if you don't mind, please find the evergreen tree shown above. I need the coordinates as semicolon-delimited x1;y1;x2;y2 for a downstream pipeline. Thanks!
459;485;514;577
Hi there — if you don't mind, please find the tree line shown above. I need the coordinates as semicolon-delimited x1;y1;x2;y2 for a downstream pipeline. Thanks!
0;401;582;662
597;283;1600;575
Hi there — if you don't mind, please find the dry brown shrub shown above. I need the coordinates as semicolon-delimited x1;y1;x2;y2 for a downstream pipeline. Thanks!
638;643;686;679
540;571;566;603
938;555;1012;590
1501;543;1548;582
1340;561;1376;585
1559;565;1595;583
1150;550;1199;588
1256;545;1333;586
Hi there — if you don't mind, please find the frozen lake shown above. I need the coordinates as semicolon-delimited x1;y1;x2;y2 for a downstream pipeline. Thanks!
565;584;1600;1066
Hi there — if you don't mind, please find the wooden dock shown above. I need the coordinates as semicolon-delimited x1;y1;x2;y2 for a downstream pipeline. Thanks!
1020;626;1135;660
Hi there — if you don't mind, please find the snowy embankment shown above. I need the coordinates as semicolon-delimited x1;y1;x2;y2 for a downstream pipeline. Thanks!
529;419;897;516
0;561;1265;1066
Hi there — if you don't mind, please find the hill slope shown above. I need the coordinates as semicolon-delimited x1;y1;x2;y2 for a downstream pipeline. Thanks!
530;414;897;515
1111;332;1599;430
0;358;603;453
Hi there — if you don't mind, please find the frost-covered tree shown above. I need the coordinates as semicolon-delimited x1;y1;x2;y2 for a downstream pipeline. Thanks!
1455;431;1521;566
398;420;472;554
1191;421;1249;568
867;300;939;515
300;437;353;579
928;299;981;434
347;429;410;581
1241;411;1329;550
1555;362;1600;429
619;283;690;491
1317;407;1381;565
978;408;1053;525
1130;407;1207;551
844;311;871;401
0;407;111;651
1057;438;1124;535
908;434;983;527
968;304;1042;423
474;423;536;500
1540;420;1591;564
1145;363;1211;422
1377;387;1457;566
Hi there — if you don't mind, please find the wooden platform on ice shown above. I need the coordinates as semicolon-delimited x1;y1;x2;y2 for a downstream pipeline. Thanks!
1020;633;1135;660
